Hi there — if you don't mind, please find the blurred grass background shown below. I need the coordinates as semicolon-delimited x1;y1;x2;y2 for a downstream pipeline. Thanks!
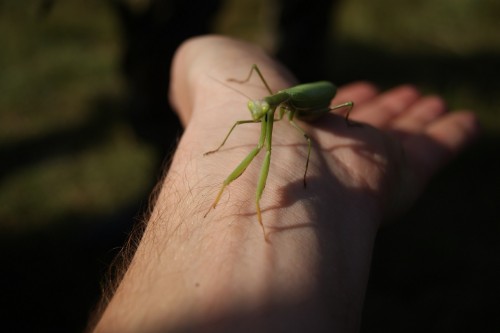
1;0;499;331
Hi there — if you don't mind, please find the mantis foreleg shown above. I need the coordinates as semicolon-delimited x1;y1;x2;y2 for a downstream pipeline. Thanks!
204;119;261;155
255;111;275;241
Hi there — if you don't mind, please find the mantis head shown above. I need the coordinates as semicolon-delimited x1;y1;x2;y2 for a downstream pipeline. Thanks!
248;100;270;120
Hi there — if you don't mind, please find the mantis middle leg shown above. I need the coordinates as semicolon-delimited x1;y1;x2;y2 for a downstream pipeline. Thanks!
287;110;312;188
204;119;262;155
330;101;355;125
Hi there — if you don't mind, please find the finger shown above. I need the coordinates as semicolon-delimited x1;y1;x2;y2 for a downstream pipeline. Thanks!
353;85;422;127
332;81;379;109
404;111;479;183
389;95;447;137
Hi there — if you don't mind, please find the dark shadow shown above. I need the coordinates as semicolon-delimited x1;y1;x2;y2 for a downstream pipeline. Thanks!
0;200;142;332
109;0;223;156
361;135;500;332
307;41;500;332
275;0;341;82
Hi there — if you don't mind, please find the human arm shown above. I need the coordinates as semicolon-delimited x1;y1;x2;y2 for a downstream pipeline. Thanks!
93;35;478;333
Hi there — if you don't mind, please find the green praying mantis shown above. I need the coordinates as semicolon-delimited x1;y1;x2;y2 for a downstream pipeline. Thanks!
204;64;354;240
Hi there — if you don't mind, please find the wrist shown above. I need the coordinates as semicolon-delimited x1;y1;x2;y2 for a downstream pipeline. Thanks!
138;131;378;320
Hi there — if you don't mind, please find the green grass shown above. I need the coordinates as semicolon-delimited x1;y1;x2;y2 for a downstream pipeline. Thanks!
336;0;500;54
0;0;156;231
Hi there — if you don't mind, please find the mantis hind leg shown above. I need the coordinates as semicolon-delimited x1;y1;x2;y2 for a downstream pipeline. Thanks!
256;150;271;241
330;101;356;126
204;144;263;218
227;64;274;95
288;116;312;188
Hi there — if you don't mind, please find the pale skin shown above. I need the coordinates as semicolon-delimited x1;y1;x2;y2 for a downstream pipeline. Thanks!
92;36;479;333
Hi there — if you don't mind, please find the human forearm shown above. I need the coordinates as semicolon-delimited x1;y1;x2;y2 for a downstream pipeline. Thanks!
94;37;380;333
95;139;378;333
